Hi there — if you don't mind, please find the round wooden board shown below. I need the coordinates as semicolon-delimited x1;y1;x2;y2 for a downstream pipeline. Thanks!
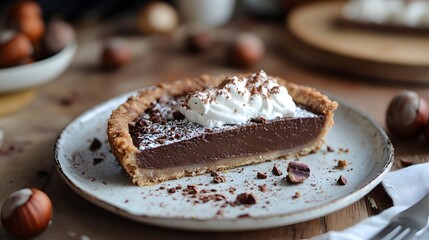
286;0;429;83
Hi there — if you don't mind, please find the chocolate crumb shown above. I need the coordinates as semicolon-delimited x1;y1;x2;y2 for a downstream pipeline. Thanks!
400;158;414;167
60;91;81;106
36;170;48;178
287;161;310;183
167;188;176;194
228;186;236;194
89;138;102;151
236;193;257;205
175;185;182;190
327;145;335;152
292;191;301;199
337;159;349;169
186;185;199;194
172;111;185;120
258;184;267;192
213;175;227;184
159;186;166;190
251;117;267;124
257;172;267;179
272;165;283;176
93;157;104;166
237;213;251;218
337;175;347;185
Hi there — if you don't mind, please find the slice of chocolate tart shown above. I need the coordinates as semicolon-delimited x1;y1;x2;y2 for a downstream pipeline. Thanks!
107;71;338;186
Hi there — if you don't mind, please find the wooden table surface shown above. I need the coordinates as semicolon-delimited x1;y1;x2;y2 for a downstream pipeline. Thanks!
1;15;429;240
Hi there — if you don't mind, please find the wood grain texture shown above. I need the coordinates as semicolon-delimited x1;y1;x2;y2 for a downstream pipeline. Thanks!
0;14;428;239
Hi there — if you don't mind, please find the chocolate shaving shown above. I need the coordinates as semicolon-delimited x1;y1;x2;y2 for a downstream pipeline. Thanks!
236;192;257;205
92;157;104;166
272;165;283;176
89;138;102;151
256;172;267;179
213;175;226;184
287;161;310;184
60;91;81;106
292;191;301;199
228;186;236;194
167;188;176;194
186;185;199;194
258;184;267;192
337;175;347;185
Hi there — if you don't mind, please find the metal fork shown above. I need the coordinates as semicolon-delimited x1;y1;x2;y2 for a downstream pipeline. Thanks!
370;192;429;240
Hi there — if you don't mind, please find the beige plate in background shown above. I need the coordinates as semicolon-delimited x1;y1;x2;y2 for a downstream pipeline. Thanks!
288;1;429;66
286;0;429;83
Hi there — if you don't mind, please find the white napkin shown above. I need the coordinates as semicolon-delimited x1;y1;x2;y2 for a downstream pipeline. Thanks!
314;162;429;240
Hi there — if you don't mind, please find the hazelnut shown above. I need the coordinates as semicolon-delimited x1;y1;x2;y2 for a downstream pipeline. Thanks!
184;31;211;53
100;38;131;70
0;31;33;68
42;19;75;56
6;1;45;44
386;90;429;139
227;32;265;67
14;15;45;45
137;2;178;34
1;188;53;239
6;0;42;20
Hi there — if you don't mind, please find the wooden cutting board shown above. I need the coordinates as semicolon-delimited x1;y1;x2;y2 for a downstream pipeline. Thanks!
286;0;429;83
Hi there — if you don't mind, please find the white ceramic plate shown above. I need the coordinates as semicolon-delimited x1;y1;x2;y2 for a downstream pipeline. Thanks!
0;42;77;93
55;91;393;231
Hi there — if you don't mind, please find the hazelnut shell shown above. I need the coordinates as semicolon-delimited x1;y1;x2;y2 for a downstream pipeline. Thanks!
1;188;52;239
0;31;33;68
386;90;429;139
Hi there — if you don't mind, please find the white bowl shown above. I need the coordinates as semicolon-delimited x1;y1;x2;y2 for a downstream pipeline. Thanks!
0;42;77;93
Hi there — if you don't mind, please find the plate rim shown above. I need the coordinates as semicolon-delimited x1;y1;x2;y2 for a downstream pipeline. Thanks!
54;90;394;231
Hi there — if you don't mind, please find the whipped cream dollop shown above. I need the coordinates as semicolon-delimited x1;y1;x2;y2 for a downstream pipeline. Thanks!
179;70;296;128
343;0;429;27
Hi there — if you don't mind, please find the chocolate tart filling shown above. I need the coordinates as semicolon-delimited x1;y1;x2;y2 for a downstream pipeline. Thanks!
129;97;325;169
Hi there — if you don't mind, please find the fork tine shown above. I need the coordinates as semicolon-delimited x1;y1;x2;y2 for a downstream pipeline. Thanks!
392;228;417;240
370;222;402;240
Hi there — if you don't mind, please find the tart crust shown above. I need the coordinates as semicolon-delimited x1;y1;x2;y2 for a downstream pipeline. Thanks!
107;74;338;186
